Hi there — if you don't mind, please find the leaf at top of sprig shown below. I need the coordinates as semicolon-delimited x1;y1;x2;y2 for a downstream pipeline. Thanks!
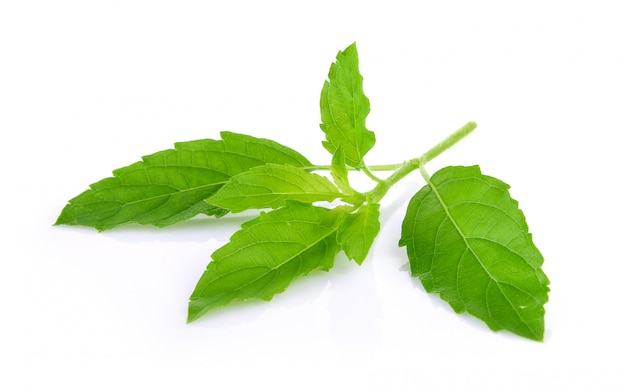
320;43;376;169
187;202;343;322
55;132;312;231
399;165;550;341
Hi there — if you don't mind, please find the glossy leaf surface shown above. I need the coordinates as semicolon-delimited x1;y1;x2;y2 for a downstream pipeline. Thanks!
207;164;343;212
55;132;311;230
188;203;341;321
338;203;381;265
320;43;375;169
399;166;549;341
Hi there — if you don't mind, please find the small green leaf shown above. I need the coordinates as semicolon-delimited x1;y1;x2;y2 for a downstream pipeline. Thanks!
338;203;381;265
330;145;352;194
207;164;343;212
399;166;549;341
187;203;342;322
55;132;311;230
320;43;376;169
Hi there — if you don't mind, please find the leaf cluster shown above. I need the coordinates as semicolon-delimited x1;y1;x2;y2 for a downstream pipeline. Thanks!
56;43;549;341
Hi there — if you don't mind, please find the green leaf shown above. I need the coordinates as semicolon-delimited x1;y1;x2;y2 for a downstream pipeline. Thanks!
55;132;312;230
207;164;343;212
338;203;381;265
320;43;376;169
399;166;549;341
187;203;342;322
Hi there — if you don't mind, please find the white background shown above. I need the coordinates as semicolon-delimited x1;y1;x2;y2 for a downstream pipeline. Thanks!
2;1;625;391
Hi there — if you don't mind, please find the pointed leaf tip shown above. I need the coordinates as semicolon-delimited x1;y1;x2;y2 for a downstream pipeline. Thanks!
55;132;312;230
320;43;376;169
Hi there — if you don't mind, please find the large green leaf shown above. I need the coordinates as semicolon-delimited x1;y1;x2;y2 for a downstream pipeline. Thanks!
207;164;343;212
55;132;311;230
320;43;376;169
187;203;342;322
399;166;549;341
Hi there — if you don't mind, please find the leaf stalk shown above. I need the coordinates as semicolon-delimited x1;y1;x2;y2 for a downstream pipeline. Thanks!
367;122;476;203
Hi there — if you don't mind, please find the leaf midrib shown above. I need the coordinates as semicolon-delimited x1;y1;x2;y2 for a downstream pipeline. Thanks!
72;181;227;219
323;60;365;167
425;175;532;333
199;224;339;294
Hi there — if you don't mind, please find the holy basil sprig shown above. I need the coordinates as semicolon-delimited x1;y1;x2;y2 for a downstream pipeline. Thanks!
56;43;549;341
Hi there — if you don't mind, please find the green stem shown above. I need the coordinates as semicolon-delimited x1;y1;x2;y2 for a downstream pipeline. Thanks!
368;164;403;171
368;121;476;203
419;121;477;163
362;164;385;183
306;164;401;171
368;159;421;203
309;122;477;173
418;164;431;182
